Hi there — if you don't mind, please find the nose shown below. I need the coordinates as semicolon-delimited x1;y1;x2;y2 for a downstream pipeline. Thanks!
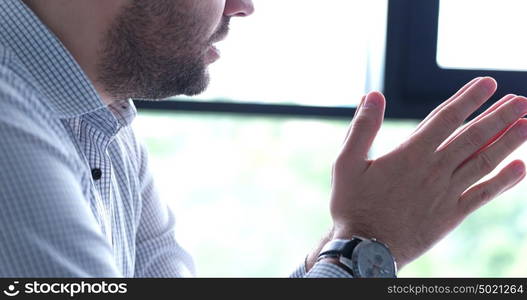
224;0;254;17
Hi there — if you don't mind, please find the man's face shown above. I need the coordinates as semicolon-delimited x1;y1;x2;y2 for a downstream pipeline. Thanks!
97;0;253;100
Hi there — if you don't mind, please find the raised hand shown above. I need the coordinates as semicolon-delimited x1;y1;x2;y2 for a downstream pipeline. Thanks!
330;77;527;268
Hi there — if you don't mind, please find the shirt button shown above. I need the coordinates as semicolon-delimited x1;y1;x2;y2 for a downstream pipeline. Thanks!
91;168;102;180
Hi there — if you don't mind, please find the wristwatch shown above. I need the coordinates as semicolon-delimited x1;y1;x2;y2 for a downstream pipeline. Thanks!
317;236;397;278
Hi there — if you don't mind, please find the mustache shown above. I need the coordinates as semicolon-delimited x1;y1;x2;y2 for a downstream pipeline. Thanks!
209;16;231;44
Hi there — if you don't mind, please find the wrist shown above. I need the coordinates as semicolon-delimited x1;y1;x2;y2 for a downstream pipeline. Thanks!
334;226;399;260
316;237;398;278
305;229;334;272
332;224;375;240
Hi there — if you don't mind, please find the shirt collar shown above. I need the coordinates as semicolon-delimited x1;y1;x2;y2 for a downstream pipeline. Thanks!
108;99;138;128
0;0;107;118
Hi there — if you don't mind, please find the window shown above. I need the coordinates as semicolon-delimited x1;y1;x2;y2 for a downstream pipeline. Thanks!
385;0;527;119
134;112;420;276
134;0;527;277
136;0;388;117
437;0;527;71
194;0;387;107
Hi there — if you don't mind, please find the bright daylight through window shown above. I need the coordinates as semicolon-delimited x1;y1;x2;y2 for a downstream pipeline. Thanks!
437;0;527;71
134;0;527;277
182;0;387;107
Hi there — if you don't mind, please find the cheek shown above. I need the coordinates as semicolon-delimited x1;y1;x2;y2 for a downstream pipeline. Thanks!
195;0;226;37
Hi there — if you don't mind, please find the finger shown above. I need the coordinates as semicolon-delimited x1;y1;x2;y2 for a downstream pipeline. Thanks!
457;160;525;216
411;77;497;152
437;94;517;151
441;97;527;168
414;77;481;133
354;96;366;119
451;119;527;193
341;91;386;165
342;95;367;145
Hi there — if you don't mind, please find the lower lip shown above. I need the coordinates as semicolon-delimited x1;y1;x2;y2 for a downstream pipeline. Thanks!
205;45;220;64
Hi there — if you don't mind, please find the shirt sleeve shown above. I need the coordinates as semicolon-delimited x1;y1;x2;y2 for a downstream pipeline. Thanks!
0;85;121;277
289;262;307;278
290;259;354;278
305;262;354;278
133;143;196;277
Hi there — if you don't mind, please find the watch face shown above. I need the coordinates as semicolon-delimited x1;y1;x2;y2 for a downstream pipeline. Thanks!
351;240;396;278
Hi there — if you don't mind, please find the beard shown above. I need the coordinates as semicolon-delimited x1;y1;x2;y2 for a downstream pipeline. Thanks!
96;0;229;100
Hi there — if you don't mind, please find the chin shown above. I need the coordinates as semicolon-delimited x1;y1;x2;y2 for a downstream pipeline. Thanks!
181;72;211;97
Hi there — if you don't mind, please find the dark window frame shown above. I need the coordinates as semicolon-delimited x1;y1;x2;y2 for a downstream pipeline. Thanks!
384;0;527;119
134;99;357;119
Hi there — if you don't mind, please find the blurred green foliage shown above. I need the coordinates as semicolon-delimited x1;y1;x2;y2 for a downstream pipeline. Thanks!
134;111;527;277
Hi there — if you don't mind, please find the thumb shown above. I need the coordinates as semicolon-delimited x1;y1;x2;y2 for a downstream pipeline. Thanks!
341;91;386;167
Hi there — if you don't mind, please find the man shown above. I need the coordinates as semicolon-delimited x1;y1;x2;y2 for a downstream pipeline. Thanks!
0;0;525;277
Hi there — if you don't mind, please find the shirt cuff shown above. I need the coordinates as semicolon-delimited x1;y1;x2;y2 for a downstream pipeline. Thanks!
305;262;354;278
290;259;354;278
289;261;307;278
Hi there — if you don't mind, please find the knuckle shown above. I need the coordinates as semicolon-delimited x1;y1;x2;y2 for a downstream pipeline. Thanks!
501;97;527;122
497;105;515;126
501;133;517;150
464;126;485;149
413;133;436;150
352;115;375;129
438;107;463;126
475;151;495;174
478;187;493;205
459;186;493;216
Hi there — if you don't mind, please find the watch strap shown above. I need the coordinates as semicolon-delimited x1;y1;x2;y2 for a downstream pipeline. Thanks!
318;237;363;259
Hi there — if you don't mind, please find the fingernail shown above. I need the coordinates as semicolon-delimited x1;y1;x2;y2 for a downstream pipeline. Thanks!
363;93;378;109
513;164;525;176
479;77;496;93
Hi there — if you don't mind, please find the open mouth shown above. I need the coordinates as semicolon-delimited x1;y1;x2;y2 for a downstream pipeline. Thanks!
205;44;221;64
